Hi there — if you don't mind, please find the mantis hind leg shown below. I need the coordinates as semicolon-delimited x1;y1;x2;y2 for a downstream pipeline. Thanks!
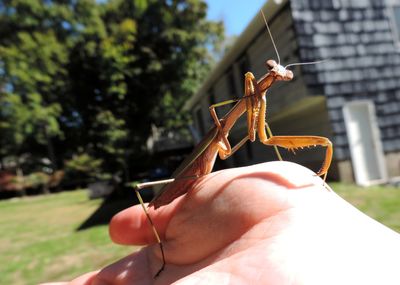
260;135;333;179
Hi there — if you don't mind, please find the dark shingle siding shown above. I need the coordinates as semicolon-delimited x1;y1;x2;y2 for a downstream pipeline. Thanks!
291;0;400;160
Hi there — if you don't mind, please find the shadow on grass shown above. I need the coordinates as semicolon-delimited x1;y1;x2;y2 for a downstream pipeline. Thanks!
76;186;154;231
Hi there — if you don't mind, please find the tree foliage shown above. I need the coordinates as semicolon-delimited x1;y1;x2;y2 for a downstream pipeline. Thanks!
0;0;224;179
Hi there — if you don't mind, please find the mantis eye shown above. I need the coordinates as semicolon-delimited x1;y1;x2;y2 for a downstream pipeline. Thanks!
266;59;277;70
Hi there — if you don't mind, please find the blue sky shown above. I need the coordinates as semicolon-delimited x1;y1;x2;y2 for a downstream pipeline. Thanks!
205;0;267;36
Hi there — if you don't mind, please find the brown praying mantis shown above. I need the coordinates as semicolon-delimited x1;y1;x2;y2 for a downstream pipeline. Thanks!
131;10;333;277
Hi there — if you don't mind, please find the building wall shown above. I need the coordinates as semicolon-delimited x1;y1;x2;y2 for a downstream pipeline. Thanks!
291;0;400;179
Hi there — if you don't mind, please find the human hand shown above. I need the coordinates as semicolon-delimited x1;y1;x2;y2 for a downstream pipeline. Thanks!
43;161;400;285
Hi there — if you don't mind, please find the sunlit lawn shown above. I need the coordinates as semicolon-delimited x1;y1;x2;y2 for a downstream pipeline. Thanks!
0;190;133;285
0;183;399;285
332;182;400;233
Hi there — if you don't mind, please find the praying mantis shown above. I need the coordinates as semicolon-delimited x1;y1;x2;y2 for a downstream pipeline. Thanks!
132;10;333;277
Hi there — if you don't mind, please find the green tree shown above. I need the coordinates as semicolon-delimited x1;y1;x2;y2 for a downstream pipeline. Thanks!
0;0;224;179
90;110;128;177
65;0;224;175
0;25;68;169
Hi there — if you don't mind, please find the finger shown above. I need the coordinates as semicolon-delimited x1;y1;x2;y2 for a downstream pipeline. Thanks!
109;196;183;245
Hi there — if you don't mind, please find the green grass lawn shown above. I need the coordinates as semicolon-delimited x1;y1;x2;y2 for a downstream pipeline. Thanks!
0;183;399;285
331;182;400;233
0;190;133;285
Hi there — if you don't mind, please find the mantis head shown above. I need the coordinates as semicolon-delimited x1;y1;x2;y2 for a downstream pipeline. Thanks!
266;59;293;81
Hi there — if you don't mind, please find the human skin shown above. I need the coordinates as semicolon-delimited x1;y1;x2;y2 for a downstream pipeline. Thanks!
42;161;400;285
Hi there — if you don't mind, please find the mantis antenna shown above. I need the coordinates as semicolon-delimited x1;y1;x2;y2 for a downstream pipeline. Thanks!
260;8;328;69
285;59;330;69
260;9;280;65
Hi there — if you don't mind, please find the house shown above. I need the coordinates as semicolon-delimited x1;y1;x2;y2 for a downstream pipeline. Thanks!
184;0;400;185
